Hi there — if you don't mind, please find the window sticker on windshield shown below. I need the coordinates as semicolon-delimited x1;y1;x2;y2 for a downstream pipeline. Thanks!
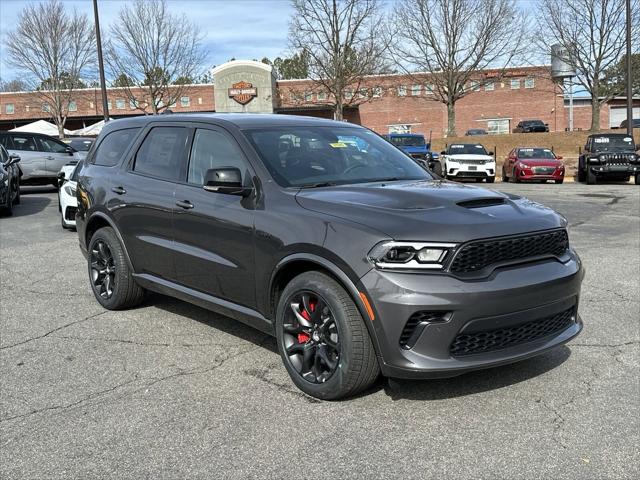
451;145;463;148
594;137;609;143
521;148;534;152
624;137;632;142
329;142;347;148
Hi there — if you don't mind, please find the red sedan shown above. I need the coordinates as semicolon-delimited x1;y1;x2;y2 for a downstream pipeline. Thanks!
502;147;565;184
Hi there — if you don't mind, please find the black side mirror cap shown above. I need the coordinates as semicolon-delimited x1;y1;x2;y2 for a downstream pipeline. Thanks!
489;151;494;156
203;167;252;197
440;151;446;155
65;146;75;155
7;154;20;165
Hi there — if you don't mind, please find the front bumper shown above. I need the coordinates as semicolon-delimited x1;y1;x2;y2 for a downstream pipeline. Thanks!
360;251;584;379
589;163;639;176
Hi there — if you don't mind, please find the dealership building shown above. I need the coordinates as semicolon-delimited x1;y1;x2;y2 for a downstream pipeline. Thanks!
0;60;637;137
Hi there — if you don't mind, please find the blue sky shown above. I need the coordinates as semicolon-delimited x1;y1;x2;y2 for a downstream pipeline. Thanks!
0;0;294;82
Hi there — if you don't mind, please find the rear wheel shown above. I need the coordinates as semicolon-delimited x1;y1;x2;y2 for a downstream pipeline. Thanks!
276;271;379;400
88;227;145;310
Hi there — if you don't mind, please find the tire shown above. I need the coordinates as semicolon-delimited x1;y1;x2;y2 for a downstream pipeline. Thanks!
577;163;586;182
486;176;495;183
635;173;639;185
555;179;564;184
586;168;596;185
276;271;379;400
0;185;13;217
13;180;20;205
475;178;483;183
58;192;61;212
501;167;508;182
87;227;145;310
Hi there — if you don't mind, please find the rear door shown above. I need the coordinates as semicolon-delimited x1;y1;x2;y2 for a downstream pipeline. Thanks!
36;135;75;176
112;124;191;280
172;125;256;308
6;134;46;181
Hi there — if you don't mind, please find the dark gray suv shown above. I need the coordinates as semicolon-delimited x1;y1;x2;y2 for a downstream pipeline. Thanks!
76;114;584;400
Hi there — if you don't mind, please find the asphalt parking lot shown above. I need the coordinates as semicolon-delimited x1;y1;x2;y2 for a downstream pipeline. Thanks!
1;183;638;479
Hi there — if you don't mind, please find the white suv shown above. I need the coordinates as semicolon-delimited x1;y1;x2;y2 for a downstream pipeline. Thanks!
441;143;496;183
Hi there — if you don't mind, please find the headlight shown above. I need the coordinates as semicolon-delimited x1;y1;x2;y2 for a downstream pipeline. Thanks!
368;241;457;270
64;184;77;196
519;163;531;169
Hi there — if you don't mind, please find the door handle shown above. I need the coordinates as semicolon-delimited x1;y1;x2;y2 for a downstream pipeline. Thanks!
175;200;194;209
46;156;54;160
111;186;126;195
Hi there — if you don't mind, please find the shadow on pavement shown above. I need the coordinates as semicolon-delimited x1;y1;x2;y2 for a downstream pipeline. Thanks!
6;188;55;218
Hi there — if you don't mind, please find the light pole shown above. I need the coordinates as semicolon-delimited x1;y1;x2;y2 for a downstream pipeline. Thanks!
93;0;109;122
625;0;633;136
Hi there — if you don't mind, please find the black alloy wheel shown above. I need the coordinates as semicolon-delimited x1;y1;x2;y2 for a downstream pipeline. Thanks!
282;291;340;384
90;239;116;300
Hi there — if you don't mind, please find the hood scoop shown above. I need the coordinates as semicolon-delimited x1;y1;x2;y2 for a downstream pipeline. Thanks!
457;197;506;209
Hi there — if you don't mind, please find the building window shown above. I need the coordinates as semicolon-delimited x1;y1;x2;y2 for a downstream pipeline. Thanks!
169;101;177;108
89;101;94;108
198;97;202;105
317;91;327;101
511;79;520;89
107;100;112;110
42;104;51;112
129;100;137;109
344;89;354;100
5;104;14;114
388;124;412;134
304;91;313;102
524;77;535;89
68;101;77;112
411;84;421;96
425;84;435;94
484;82;495;91
25;105;30;112
486;119;510;135
180;96;190;107
372;87;382;98
397;85;407;97
115;99;125;109
469;81;480;92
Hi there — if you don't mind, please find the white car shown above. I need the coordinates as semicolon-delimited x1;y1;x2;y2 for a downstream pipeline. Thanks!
58;163;79;229
441;143;496;183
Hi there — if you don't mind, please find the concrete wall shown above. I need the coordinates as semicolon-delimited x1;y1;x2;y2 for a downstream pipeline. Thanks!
212;60;276;113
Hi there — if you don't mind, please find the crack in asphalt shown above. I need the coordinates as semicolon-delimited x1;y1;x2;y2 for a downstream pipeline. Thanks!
244;363;321;404
49;334;242;349
572;341;639;348
0;311;109;351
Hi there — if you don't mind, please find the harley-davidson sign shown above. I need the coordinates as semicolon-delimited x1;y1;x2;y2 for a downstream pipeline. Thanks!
228;81;257;105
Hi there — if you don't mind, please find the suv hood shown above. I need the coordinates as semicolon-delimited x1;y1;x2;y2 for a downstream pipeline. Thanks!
295;180;565;242
399;145;428;154
446;154;494;162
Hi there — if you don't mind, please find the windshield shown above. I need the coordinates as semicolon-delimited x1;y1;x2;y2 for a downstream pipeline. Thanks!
244;126;431;187
68;138;94;151
591;136;635;152
524;120;544;126
70;163;81;181
447;144;488;155
517;148;556;159
388;135;426;147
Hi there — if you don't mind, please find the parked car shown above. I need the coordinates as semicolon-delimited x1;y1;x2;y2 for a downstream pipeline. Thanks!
383;133;441;176
577;133;639;185
58;162;80;228
502;147;565;184
0;145;21;216
465;128;487;136
440;143;496;182
77;114;583;400
513;120;549;133
619;118;640;129
61;137;95;159
0;131;81;187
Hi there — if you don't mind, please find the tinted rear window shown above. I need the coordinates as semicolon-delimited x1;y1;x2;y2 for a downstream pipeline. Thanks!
93;128;140;166
133;127;189;181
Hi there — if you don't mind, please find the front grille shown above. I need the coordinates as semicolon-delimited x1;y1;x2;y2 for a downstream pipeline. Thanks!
459;159;486;165
450;307;575;356
449;229;568;274
533;167;556;174
455;171;488;178
400;311;448;349
64;206;77;221
601;153;633;164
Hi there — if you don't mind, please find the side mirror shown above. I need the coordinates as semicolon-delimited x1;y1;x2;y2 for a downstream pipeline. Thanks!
7;154;20;166
555;155;563;160
65;146;75;155
57;171;66;188
488;151;494;156
440;150;446;155
203;167;252;197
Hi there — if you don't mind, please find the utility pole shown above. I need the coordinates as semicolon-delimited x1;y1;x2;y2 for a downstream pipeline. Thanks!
625;0;633;136
93;0;109;122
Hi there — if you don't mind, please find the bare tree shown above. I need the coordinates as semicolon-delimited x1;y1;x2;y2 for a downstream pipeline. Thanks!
537;0;639;131
0;78;29;93
106;0;207;115
4;0;95;137
390;0;526;136
289;0;389;120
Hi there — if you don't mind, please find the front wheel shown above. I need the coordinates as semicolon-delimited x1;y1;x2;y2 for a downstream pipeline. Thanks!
0;185;13;217
587;168;596;185
555;179;564;184
501;167;508;182
486;176;495;183
87;227;145;310
635;173;639;185
276;271;379;400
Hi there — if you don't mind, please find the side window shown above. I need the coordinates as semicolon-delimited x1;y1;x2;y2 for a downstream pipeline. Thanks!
187;129;247;185
0;146;7;163
134;127;189;181
0;135;12;150
94;128;140;167
37;137;68;153
10;135;37;152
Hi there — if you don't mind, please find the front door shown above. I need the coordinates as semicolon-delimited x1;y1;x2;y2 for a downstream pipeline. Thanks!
7;134;47;181
172;126;256;308
36;136;75;176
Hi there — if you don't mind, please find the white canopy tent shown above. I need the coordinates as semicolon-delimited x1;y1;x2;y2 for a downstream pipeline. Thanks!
9;120;71;137
69;119;111;137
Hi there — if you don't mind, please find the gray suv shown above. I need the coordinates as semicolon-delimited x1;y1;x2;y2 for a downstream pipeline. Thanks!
76;114;584;400
0;131;80;186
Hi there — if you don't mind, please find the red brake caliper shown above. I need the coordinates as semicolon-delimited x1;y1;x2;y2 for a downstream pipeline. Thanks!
297;299;316;344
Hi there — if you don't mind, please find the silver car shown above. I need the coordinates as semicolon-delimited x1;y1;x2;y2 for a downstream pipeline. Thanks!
0;132;81;187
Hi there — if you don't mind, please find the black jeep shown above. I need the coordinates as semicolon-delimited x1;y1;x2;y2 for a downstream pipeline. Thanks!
578;133;640;185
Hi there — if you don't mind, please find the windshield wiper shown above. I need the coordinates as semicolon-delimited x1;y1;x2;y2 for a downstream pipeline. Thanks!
297;181;337;189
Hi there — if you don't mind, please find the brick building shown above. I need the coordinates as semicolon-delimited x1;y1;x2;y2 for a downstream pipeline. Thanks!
0;61;637;137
